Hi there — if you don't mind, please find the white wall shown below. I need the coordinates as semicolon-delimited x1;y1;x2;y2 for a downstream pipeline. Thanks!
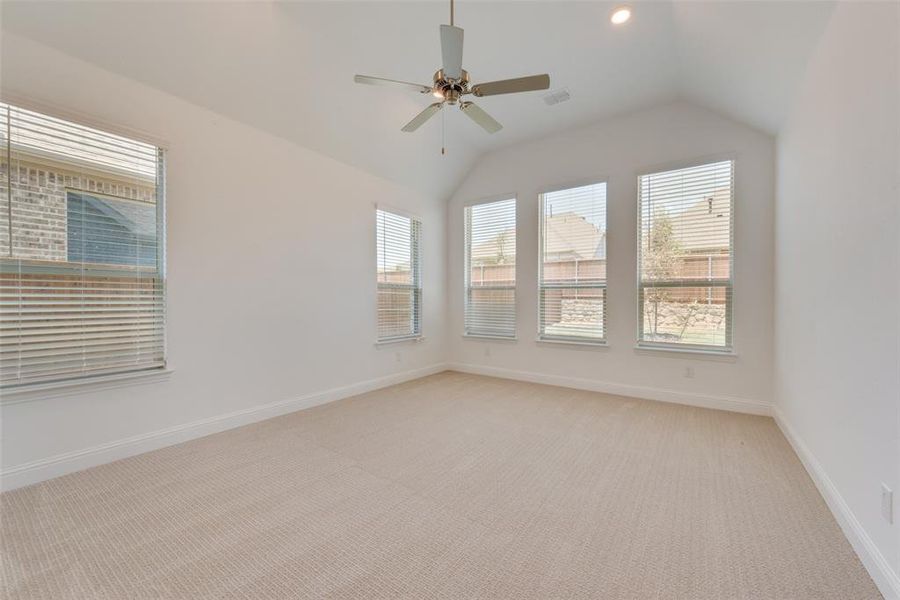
0;34;447;485
775;2;900;596
446;102;775;412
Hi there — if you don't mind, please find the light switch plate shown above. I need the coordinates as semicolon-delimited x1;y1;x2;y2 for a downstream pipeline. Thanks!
881;483;893;524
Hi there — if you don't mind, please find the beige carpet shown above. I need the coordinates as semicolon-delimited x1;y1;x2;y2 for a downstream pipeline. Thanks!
1;371;880;599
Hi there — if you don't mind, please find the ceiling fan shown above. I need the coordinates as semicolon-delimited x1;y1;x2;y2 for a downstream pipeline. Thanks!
354;0;550;135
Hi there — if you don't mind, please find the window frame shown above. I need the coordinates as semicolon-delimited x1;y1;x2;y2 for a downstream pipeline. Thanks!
375;205;423;344
635;156;736;354
0;100;169;395
537;178;609;346
463;194;518;340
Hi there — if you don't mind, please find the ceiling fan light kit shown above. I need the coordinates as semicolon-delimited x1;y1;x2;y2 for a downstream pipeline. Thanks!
354;0;551;135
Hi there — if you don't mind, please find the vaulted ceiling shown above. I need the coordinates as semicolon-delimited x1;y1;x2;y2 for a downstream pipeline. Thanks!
1;1;835;199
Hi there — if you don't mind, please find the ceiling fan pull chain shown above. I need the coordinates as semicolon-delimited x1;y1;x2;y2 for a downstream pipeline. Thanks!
441;109;446;155
450;0;454;26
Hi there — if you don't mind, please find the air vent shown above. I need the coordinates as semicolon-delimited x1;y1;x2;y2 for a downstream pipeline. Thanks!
543;88;571;106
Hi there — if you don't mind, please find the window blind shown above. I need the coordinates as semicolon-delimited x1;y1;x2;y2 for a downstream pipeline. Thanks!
376;208;421;341
637;160;733;350
539;182;607;342
1;103;166;389
464;198;516;338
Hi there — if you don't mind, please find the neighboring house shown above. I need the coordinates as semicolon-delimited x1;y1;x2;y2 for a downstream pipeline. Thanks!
470;212;606;265
662;188;731;254
0;130;157;266
543;211;606;261
377;263;412;284
669;189;731;281
470;227;516;266
469;212;607;285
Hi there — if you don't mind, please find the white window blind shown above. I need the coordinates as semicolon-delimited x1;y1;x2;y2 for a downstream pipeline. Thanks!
376;208;421;341
1;103;166;389
464;198;516;338
638;159;733;350
539;182;607;342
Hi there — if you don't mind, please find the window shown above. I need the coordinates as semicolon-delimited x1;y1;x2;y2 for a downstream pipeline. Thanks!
539;182;607;343
376;208;421;341
637;159;733;351
1;103;166;389
67;191;157;267
464;198;516;338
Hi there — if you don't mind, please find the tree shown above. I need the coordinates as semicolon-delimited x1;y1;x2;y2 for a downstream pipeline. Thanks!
494;230;512;265
642;209;681;338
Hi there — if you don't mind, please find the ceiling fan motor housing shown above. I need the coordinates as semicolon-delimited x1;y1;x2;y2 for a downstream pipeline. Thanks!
434;69;469;104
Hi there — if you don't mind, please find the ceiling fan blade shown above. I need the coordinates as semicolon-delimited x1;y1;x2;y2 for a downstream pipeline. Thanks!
460;102;502;134
402;103;444;132
354;75;431;94
440;25;464;80
471;74;550;97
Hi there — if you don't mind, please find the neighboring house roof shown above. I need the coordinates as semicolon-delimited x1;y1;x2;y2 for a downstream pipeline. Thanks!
667;189;731;252
471;228;516;266
471;212;606;265
543;212;606;261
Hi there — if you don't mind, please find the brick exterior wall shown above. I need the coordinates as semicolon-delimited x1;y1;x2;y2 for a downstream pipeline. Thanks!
0;158;156;262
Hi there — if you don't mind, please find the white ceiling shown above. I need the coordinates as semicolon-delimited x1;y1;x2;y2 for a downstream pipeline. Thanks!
0;1;835;198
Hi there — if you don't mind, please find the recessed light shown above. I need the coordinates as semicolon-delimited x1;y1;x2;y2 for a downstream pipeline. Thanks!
610;6;631;25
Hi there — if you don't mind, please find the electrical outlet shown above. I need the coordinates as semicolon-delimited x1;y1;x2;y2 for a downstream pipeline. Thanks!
882;483;893;524
683;366;695;379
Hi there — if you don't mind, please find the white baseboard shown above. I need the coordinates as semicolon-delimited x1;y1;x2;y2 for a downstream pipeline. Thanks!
775;408;900;600
446;362;772;416
0;363;449;492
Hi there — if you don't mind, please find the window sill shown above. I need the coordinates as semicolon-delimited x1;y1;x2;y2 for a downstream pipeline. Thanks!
1;368;174;405
536;337;609;350
375;336;425;346
634;344;737;361
462;333;518;342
